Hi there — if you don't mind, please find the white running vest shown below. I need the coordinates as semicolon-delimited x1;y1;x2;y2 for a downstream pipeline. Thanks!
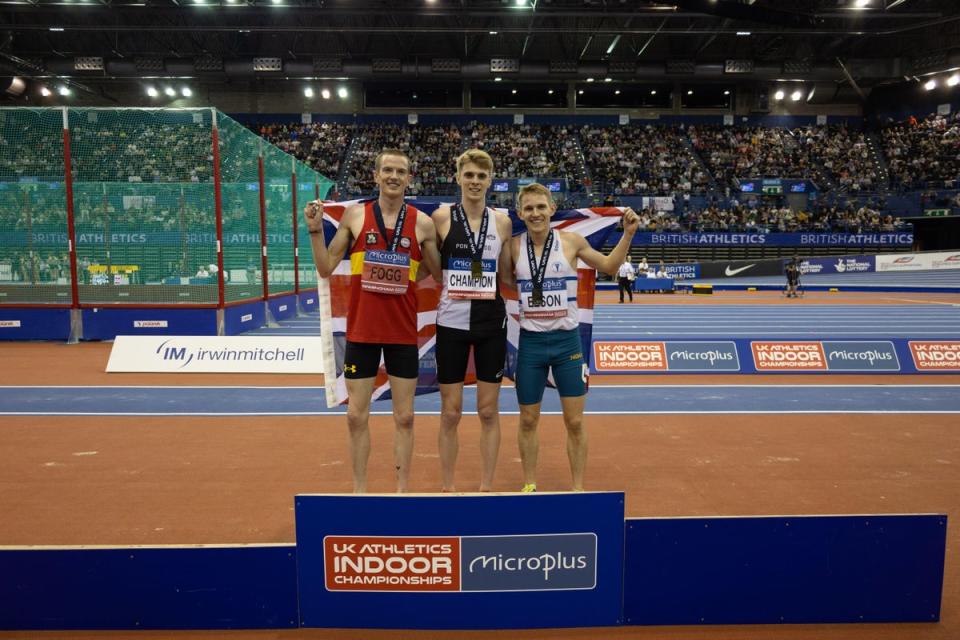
515;231;579;332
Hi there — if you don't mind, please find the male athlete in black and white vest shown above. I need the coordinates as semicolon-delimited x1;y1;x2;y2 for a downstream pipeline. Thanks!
431;149;513;492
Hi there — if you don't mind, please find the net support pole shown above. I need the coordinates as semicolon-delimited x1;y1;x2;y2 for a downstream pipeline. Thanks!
212;108;226;334
258;143;278;328
291;157;304;316
62;107;82;343
258;152;269;300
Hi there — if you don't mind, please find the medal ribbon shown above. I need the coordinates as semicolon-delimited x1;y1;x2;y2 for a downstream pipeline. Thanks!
372;201;408;252
453;204;489;278
526;230;553;301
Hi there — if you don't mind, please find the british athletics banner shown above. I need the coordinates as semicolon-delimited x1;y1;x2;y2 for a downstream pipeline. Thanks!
622;232;914;247
2;230;915;248
318;201;623;407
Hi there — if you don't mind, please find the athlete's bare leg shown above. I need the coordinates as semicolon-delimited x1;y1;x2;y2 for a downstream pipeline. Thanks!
518;402;542;488
560;394;587;491
475;380;503;491
345;377;376;493
438;381;464;491
388;374;418;493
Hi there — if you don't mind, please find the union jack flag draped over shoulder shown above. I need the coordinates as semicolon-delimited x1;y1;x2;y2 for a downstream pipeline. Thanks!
317;200;626;407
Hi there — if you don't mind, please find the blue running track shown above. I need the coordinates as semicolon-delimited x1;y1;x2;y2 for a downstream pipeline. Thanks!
1;385;958;415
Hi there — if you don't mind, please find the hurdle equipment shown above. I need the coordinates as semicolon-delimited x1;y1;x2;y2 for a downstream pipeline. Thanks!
692;284;713;295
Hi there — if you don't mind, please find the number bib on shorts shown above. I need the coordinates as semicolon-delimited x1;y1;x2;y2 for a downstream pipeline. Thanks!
446;257;497;300
361;249;410;295
519;277;568;319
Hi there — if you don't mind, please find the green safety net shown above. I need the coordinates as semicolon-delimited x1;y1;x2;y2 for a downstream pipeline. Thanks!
293;158;335;292
0;108;70;304
261;134;295;296
68;108;217;304
0;108;335;309
217;114;264;303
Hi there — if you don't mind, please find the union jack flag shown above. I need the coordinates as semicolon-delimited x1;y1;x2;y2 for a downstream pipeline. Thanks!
318;200;625;407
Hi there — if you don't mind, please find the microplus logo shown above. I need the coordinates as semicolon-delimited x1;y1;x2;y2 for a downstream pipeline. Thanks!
822;341;900;371
665;341;740;371
155;339;306;369
462;534;596;591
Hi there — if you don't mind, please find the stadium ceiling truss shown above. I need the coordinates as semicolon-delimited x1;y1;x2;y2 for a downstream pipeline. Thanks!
0;0;958;96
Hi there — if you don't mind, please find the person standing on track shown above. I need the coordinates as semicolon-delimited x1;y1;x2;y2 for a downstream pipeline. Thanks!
504;183;640;492
432;149;513;492
617;258;635;303
304;148;441;493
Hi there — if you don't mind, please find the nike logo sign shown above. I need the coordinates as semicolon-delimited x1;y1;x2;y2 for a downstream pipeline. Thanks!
724;264;756;276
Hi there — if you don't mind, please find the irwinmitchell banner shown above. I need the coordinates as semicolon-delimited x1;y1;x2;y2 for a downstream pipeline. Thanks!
106;335;323;373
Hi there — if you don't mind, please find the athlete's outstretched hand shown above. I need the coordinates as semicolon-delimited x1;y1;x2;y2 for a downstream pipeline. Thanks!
304;200;324;235
622;207;640;235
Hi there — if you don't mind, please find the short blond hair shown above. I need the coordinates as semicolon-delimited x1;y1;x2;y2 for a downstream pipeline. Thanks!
374;148;410;171
456;148;494;174
516;182;554;209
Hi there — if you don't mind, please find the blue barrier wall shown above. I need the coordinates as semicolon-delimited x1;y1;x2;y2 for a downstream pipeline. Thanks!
0;545;298;630
224;299;266;335
0;508;945;630
623;515;946;625
0;307;71;340
81;307;218;341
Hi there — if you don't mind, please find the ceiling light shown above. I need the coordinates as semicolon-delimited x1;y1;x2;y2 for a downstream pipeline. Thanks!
337;86;348;98
270;0;283;4
181;87;192;97
924;79;936;91
146;86;158;97
586;77;595;82
58;86;71;96
321;88;331;99
604;77;612;83
736;31;751;36
164;86;176;97
724;90;730;95
947;74;960;87
40;87;52;97
489;31;498;35
494;77;502;82
547;89;554;94
511;89;517;94
49;27;64;32
304;87;314;98
687;90;693;95
615;90;621;95
774;90;785;100
791;90;802;101
578;89;584;95
855;0;870;7
650;90;657;95
515;0;527;5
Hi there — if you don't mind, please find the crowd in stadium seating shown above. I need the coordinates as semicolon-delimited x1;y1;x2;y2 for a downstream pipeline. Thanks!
882;112;960;191
680;202;906;233
794;125;883;192
687;125;818;191
467;123;584;189
580;124;711;196
258;122;353;180
343;124;464;195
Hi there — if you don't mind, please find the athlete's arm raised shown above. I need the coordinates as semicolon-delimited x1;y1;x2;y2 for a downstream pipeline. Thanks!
304;201;360;278
566;207;640;276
